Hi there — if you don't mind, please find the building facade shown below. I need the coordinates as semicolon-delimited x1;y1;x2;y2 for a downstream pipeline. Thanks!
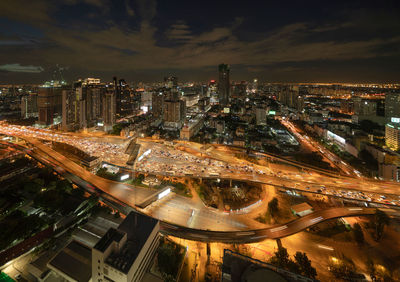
218;64;230;106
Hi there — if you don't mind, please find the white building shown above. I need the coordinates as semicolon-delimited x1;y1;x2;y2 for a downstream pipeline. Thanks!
92;211;160;282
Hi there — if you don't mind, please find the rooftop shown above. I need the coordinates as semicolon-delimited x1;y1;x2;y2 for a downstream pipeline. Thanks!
48;241;92;282
104;211;158;274
93;228;125;253
291;202;313;213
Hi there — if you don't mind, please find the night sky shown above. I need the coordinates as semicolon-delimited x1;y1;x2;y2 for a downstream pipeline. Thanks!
0;0;399;84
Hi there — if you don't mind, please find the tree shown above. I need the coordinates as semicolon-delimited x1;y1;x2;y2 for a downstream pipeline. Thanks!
353;223;364;245
294;252;317;279
111;123;124;135
270;246;290;268
371;209;390;241
329;255;356;279
268;197;279;217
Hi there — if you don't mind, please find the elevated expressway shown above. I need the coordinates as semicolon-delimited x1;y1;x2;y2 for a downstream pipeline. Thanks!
8;135;400;243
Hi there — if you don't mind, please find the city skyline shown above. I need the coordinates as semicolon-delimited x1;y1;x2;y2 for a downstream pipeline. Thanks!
0;0;399;84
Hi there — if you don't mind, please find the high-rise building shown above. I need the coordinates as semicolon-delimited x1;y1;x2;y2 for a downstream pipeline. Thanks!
163;89;186;129
353;97;377;116
152;91;164;118
386;122;400;151
218;64;230;105
102;89;116;131
21;93;38;118
61;88;77;131
37;86;63;125
61;80;106;131
385;92;400;121
256;107;267;125
163;100;185;123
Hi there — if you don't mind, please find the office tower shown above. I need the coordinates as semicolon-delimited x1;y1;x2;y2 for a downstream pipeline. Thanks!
256;107;267;125
21;93;38;118
152;91;164;118
163;100;185;123
353;97;377;116
61;80;107;131
386;122;400;150
37;86;63;125
277;86;301;109
102;89;116;130
114;78;133;117
61;89;77;131
218;64;230;105
112;76;124;118
164;76;178;88
385;92;400;121
297;95;305;112
89;86;103;121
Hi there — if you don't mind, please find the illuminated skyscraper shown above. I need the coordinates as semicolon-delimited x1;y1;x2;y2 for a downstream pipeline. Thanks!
385;91;400;121
152;91;164;118
102;89;116;131
37;86;63;125
218;64;230;105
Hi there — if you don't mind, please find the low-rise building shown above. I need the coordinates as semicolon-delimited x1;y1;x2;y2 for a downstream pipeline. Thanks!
180;115;204;140
291;202;313;217
48;240;92;282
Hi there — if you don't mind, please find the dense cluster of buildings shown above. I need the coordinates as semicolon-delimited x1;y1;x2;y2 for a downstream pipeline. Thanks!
277;84;400;181
3;66;400;181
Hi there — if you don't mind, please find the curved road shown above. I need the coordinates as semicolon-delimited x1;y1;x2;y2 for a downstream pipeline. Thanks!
7;136;400;243
160;206;399;243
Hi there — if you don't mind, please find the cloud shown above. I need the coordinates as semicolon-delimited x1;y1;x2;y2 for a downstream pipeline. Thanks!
0;64;44;73
166;22;192;41
0;0;50;24
0;0;399;82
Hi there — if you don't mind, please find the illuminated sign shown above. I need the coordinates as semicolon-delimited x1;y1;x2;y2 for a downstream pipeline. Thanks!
97;122;104;126
223;107;230;114
137;149;151;162
327;130;345;144
120;174;129;181
268;111;276;115
391;117;400;123
158;188;171;200
141;106;148;113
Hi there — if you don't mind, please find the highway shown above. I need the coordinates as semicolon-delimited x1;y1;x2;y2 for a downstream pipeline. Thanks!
20;137;255;232
135;138;400;205
6;135;400;242
160;206;399;243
